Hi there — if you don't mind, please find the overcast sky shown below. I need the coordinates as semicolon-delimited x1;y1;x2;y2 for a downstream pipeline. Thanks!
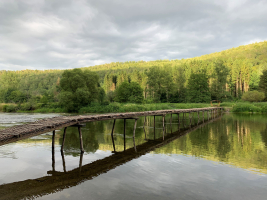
0;0;266;71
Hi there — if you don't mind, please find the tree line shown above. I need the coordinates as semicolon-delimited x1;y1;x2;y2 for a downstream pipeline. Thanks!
1;41;267;112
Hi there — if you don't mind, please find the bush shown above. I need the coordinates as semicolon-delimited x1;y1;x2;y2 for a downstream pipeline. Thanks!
5;105;18;112
241;91;265;102
232;103;261;113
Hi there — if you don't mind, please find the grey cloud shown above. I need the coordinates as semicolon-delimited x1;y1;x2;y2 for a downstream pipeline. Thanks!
0;0;266;70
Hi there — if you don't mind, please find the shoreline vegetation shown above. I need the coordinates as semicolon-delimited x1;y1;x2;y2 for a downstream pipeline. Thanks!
1;102;267;114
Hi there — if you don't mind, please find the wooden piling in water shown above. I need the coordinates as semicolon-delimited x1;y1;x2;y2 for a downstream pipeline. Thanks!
111;119;116;152
133;119;138;152
78;127;84;153
52;130;55;171
61;127;67;151
124;119;126;151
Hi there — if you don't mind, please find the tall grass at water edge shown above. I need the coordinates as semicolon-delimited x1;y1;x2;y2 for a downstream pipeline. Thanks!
79;103;211;113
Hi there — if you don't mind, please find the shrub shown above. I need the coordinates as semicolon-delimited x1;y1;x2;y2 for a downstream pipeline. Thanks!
241;91;265;102
232;103;261;113
5;105;18;112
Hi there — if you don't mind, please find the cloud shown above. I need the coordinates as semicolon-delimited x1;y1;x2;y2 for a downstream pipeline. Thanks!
0;0;267;70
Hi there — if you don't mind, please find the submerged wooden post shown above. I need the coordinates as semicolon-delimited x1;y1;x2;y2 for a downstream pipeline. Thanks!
78;127;84;153
79;152;84;174
154;115;156;140
190;112;193;126
111;119;116;152
61;127;67;151
143;116;147;140
183;113;185;128
178;113;180;130
133;118;138;152
162;115;165;140
170;113;172;133
52;130;55;171
124;119;126;151
61;149;66;172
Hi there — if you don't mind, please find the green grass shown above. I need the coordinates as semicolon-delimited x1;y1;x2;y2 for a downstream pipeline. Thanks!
2;101;267;114
78;103;212;114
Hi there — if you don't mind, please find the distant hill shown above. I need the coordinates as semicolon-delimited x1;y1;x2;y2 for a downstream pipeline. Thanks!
1;41;267;102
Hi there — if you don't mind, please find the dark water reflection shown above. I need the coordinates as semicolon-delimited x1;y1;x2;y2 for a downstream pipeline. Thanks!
1;113;267;200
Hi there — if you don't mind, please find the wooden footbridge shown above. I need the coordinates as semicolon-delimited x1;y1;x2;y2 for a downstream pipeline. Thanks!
0;114;222;200
0;107;222;148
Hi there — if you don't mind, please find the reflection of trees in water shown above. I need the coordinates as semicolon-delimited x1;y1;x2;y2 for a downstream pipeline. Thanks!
260;125;267;148
153;114;267;173
58;122;104;156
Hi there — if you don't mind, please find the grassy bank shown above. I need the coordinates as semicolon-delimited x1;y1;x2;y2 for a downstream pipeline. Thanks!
1;102;267;114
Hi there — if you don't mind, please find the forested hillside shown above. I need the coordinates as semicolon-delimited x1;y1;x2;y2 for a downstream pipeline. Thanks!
1;41;267;106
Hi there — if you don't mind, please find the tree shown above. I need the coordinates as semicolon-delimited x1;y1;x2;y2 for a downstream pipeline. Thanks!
170;66;187;103
114;82;143;103
259;70;267;98
187;71;211;103
59;69;100;112
145;66;174;102
210;60;230;101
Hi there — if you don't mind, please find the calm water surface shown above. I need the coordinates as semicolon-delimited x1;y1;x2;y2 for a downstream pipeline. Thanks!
0;113;267;200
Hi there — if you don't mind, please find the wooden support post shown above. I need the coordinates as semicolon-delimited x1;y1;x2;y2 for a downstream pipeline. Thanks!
78;127;84;153
79;152;84;174
202;111;204;122
183;113;185;128
111;119;116;152
124;119;126;151
154;115;156;140
61;149;66;173
133;118;138;152
143;116;147;140
189;113;192;126
61;127;67;151
178;113;180;130
52;130;55;171
162;115;165;140
170;114;172;133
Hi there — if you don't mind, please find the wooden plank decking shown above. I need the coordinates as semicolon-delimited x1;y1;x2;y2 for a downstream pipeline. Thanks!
0;107;221;146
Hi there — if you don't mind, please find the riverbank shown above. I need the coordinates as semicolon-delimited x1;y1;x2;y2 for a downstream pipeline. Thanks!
1;102;267;114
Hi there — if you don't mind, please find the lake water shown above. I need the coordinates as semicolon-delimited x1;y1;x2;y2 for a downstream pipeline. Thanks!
0;112;267;200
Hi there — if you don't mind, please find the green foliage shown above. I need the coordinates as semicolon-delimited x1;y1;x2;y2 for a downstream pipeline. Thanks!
1;41;267;106
59;69;101;112
259;70;267;98
187;71;211;103
210;61;229;101
114;82;144;103
79;102;211;113
145;66;174;102
232;103;262;113
241;91;265;102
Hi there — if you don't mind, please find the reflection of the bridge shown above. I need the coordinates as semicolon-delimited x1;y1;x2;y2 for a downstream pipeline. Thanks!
0;114;222;200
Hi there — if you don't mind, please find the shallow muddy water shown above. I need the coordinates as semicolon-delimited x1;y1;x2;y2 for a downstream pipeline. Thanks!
1;113;267;200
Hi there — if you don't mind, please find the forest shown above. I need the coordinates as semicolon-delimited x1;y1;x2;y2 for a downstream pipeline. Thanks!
0;41;267;113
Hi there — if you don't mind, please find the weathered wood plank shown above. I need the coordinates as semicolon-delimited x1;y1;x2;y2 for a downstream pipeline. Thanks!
0;107;222;146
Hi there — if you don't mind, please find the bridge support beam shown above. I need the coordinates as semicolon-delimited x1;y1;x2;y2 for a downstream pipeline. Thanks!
133;118;138;152
78;127;84;153
111;119;116;152
52;130;55;171
61;127;67;151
